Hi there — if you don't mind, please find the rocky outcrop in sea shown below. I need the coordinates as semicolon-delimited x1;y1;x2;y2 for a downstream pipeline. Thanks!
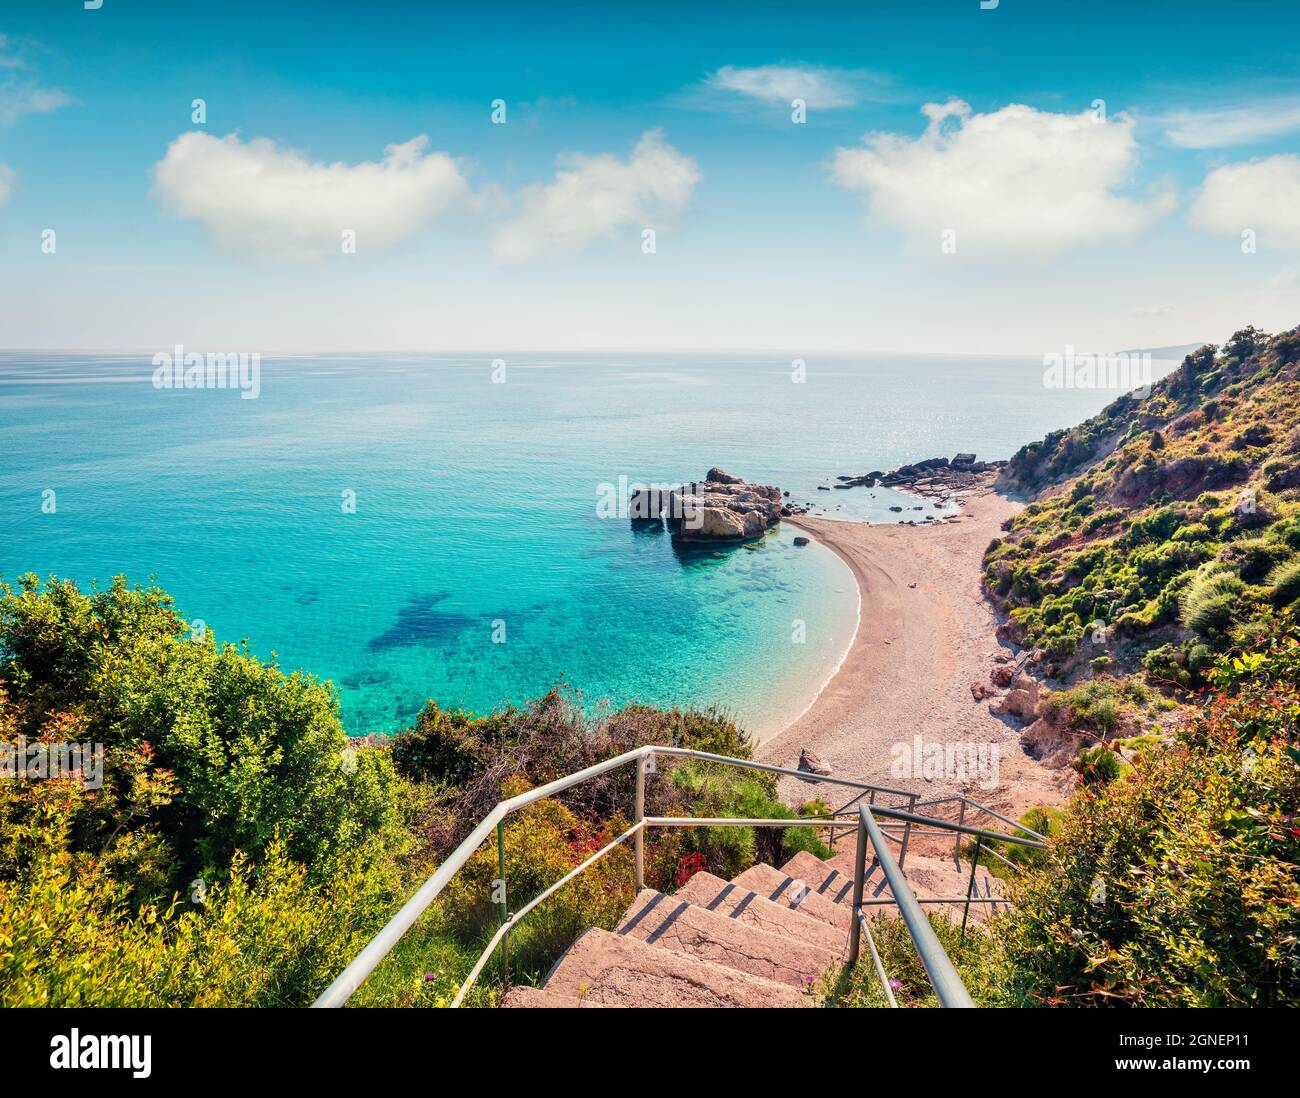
630;468;783;542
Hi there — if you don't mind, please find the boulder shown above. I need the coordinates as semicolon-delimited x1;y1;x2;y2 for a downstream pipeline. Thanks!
991;686;1039;722
696;506;746;539
793;536;810;546
970;682;997;701
990;664;1016;688
706;467;743;484
797;748;831;780
996;619;1026;645
1021;717;1076;766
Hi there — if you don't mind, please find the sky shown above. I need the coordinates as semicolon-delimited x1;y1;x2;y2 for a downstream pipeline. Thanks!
1;0;1299;354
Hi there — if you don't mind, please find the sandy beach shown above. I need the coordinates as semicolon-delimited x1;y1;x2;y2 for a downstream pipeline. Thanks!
759;483;1073;820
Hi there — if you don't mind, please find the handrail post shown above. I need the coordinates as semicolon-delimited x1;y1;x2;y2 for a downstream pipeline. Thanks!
496;819;510;986
860;806;975;1008
846;815;867;968
899;792;916;869
961;836;981;940
634;753;648;891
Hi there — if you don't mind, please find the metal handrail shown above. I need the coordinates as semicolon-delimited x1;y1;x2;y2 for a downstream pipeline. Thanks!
312;744;909;1008
450;819;644;1007
911;793;1045;840
846;804;1046;1007
852;806;974;1008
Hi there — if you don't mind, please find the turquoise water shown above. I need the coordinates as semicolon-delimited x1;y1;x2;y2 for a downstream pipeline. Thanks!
0;352;1176;738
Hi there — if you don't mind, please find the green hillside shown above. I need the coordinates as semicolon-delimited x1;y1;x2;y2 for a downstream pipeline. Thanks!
985;325;1300;692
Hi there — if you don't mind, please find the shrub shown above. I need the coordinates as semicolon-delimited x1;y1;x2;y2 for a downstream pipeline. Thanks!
1071;744;1125;785
440;782;634;980
0;575;395;890
0;838;397;1007
998;631;1300;1006
1045;680;1127;735
1180;565;1246;635
1267;557;1300;606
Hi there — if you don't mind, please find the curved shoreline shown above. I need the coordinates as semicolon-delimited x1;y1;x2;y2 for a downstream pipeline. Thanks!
750;527;862;744
758;488;1072;819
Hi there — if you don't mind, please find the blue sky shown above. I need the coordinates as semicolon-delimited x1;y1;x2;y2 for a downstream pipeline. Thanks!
2;0;1299;352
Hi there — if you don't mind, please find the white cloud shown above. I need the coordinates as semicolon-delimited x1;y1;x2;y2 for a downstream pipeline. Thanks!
0;81;72;124
702;64;862;109
490;130;699;264
829;99;1175;254
0;35;72;124
1161;99;1300;148
1190;155;1300;250
152;131;470;261
0;164;15;207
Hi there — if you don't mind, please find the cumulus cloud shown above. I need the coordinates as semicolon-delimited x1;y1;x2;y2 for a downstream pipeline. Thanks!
1161;99;1300;148
1190;155;1300;250
829;99;1174;254
702;64;864;109
490;130;699;264
152;131;470;261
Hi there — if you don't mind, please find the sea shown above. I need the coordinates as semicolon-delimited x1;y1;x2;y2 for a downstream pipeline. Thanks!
0;351;1180;739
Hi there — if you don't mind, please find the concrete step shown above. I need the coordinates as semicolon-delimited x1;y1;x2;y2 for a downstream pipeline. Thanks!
817;849;1007;923
730;862;853;932
499;986;604;1008
616;888;837;989
779;849;861;906
542;927;812;1008
674;870;848;957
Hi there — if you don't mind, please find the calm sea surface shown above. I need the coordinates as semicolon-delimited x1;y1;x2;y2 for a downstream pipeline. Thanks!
0;352;1177;738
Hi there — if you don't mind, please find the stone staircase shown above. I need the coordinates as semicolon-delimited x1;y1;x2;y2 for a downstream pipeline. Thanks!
500;846;1003;1008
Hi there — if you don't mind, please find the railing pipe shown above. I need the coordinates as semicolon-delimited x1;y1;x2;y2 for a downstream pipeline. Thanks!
313;744;1003;1009
898;792;917;869
651;746;914;800
846;816;868;967
496;820;509;985
859;806;975;1009
634;754;647;891
857;912;898;1008
864;805;1047;849
313;745;655;1008
961;837;982;939
449;820;643;1007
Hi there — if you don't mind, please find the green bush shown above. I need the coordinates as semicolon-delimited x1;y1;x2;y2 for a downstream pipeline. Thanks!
1267;558;1300;606
1071;744;1125;785
0;838;396;1007
1180;565;1246;635
0;574;394;886
997;630;1300;1006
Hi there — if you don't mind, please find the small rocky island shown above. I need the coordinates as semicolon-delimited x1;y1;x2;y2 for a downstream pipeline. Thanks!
630;468;784;542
